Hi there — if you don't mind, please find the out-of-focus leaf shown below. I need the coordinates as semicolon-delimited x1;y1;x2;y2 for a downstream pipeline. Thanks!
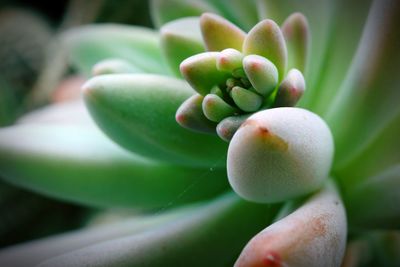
61;24;169;76
0;101;229;209
160;17;205;77
150;0;216;28
344;165;400;230
0;206;191;267
327;0;400;172
37;193;279;267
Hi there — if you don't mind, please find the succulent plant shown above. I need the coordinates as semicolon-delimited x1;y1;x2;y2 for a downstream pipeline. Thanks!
0;0;399;266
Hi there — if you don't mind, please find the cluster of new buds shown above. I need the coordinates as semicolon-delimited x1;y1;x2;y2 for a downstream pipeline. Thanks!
176;13;307;141
173;12;333;203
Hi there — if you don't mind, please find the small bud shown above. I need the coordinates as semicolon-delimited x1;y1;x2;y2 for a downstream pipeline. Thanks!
274;69;306;107
226;78;241;91
210;86;223;98
216;115;250;142
200;13;246;51
180;52;230;95
243;55;278;96
176;94;217;134
240;78;251;88
227;107;334;203
202;94;238;122
216;48;243;73
231;86;263;112
232;68;246;79
243;19;287;80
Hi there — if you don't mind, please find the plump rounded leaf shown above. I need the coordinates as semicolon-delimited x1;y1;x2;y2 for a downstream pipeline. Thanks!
242;19;287;79
200;12;246;51
216;114;250;142
83;74;228;167
235;182;347;267
243;54;279;96
180;52;230;96
231;86;263;112
227;107;334;203
176;94;217;134
160;17;205;77
0;102;229;208
216;48;243;73
92;58;140;76
202;94;237;122
274;68;306;107
281;12;310;73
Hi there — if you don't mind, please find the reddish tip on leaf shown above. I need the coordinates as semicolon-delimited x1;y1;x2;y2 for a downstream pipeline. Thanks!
263;251;282;267
216;115;249;142
281;13;310;72
176;94;217;134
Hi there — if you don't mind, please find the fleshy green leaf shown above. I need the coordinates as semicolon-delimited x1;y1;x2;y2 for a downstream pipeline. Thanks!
160;17;205;77
231;86;263;112
242;20;287;80
234;181;346;267
202;94;238;122
281;12;310;73
83;74;228;167
216;114;250;142
0;101;228;208
257;0;336;107
216;48;243;73
36;193;279;267
243;54;279;96
175;94;217;134
0;208;189;267
61;24;168;76
180;52;230;95
227;108;333;203
92;58;140;76
200;12;246;51
274;68;306;107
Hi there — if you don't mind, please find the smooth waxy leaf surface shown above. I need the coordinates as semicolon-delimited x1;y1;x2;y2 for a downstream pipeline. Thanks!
83;74;228;167
0;101;228;208
62;24;168;76
160;17;205;77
